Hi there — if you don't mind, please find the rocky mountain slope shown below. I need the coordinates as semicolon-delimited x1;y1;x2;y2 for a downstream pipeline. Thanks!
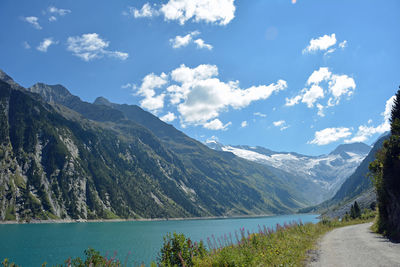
300;134;388;217
206;140;371;203
0;70;309;221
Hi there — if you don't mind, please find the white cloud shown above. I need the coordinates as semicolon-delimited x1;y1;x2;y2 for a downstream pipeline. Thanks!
339;40;348;49
130;64;286;130
160;112;177;122
309;127;352;145
301;85;324;108
66;33;128;61
317;104;325;117
161;0;235;25
241;121;248;128
273;120;289;130
126;3;159;18
23;16;42;30
203;119;231;130
285;95;302;106
121;83;135;89
194;39;213;50
169;31;212;50
37;38;57;52
324;48;336;56
273;120;285;127
129;0;235;25
170;31;199;48
135;73;168;112
303;33;336;54
254;112;267;117
286;67;355;116
23;41;31;49
48;6;71;16
328;74;356;105
307;67;331;85
345;95;395;143
49;16;57;22
172;64;287;126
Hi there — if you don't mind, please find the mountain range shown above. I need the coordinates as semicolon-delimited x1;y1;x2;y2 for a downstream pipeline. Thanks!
205;140;371;203
0;70;310;221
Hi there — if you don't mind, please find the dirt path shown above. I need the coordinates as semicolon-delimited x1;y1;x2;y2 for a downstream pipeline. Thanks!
309;222;400;267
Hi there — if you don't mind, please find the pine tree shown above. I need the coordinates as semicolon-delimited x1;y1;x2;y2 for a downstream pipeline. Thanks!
370;86;400;239
353;201;361;218
390;88;400;135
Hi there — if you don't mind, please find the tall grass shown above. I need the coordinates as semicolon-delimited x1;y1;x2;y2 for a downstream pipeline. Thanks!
192;214;375;267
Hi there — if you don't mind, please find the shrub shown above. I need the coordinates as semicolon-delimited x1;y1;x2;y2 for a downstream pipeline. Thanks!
158;232;206;267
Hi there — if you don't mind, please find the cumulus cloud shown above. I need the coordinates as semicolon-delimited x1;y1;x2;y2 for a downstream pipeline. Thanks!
309;127;352;145
169;31;212;50
345;95;394;143
307;67;331;85
204;119;231;130
66;33;128;61
303;34;336;54
37;38;57;52
129;0;235;25
130;64;286;130
135;73;168;112
160;112;177;122
327;74;356;105
301;85;324;108
23;16;42;30
194;39;213;50
124;3;159;18
286;67;355;116
241;121;248;128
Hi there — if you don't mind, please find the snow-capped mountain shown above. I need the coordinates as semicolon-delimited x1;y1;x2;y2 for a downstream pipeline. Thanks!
205;140;371;203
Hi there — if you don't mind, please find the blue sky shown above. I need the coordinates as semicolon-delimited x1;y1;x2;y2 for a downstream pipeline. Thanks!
1;0;399;156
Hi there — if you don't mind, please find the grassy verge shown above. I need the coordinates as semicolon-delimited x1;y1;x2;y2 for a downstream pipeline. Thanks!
192;212;376;266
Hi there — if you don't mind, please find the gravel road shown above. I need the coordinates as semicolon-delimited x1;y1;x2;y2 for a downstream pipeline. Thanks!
309;222;400;267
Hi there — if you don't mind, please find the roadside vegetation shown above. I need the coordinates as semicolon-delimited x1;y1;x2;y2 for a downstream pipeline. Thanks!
369;88;400;240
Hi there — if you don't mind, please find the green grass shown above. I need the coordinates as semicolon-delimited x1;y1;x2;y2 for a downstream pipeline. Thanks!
192;213;376;267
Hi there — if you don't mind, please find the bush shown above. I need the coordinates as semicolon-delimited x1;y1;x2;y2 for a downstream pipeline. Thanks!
158;232;206;267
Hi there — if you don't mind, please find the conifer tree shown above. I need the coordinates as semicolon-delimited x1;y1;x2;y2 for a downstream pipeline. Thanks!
370;86;400;239
353;201;361;218
390;88;400;135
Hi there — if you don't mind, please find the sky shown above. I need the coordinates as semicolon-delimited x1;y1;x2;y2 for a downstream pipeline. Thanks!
0;0;399;156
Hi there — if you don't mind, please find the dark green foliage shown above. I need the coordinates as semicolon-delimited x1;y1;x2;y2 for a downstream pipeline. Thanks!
369;88;400;240
390;87;400;135
64;248;122;267
350;201;361;219
158;232;206;267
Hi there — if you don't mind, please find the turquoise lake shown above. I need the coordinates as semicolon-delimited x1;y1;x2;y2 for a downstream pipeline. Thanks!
0;214;318;266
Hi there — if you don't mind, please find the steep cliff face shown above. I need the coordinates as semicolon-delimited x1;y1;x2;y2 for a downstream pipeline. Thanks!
0;80;198;220
0;71;309;221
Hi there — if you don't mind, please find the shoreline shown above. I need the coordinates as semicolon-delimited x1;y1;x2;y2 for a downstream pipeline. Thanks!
0;213;316;225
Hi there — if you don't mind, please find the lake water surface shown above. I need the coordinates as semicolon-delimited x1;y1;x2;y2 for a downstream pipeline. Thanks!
0;214;318;266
